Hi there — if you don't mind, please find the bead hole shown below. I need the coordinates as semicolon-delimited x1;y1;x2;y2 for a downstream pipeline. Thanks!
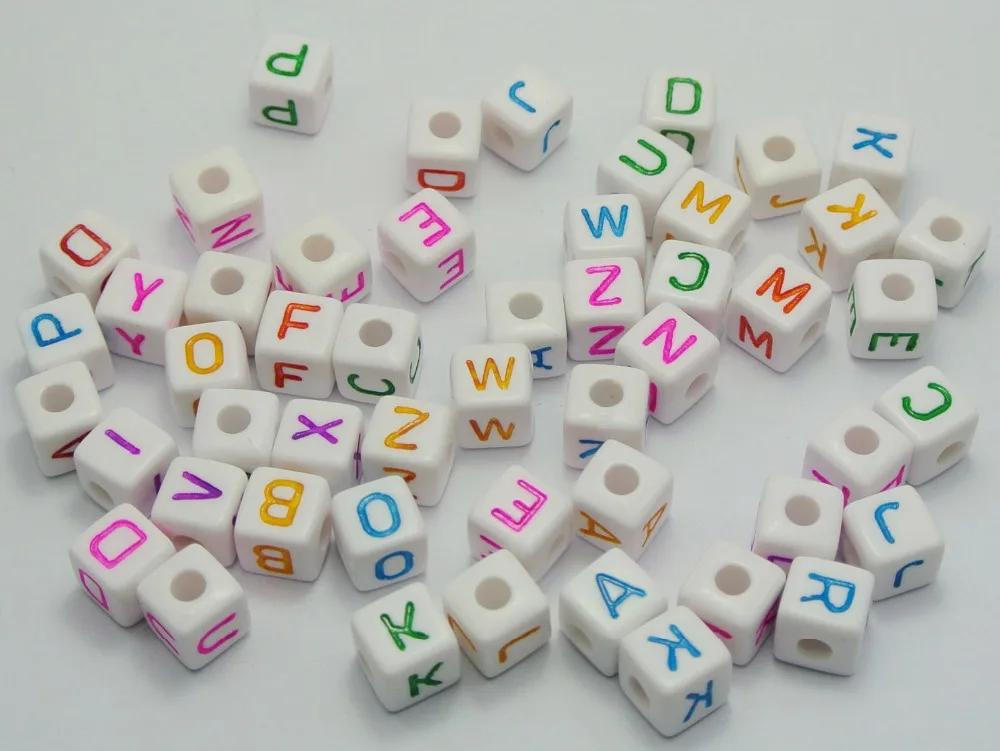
565;623;592;652
590;379;624;408
487;122;515;150
763;136;796;162
302;234;334;262
217;404;252;434
844;425;880;455
604;463;639;496
508;292;543;320
41;383;75;413
881;273;915;301
172;535;198;551
930;216;963;242
88;482;113;509
381;250;406;278
937;441;966;466
797;638;833;660
785;495;821;526
801;320;824;347
475;577;512;610
198;166;230;195
686;373;710;401
210;267;244;296
715;564;752;595
628;676;650;709
170;570;207;602
359;319;393;347
430;111;462;139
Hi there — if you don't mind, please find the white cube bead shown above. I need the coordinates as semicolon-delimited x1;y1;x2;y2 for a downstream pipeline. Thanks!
271;213;372;304
249;33;333;134
234;467;331;581
597;126;694;234
725;252;832;373
331;477;427;592
894;198;990;308
564;258;645;362
676;542;787;666
733;120;822;219
151;457;249;567
564;195;647;275
95;258;188;365
645;241;734;336
254;291;343;398
137;544;250;669
774;557;874;676
803;406;913;507
563;364;649;469
39;211;138;306
361;396;455;506
183;252;272;355
164;321;252;428
639;73;716;165
74;408;179;514
798;178;901;292
847;259;937;360
351;582;461;712
333;303;422;403
170;145;264;254
484;280;567;378
653;168;751;255
467;466;572;580
615;302;719;425
15;362;103;477
69;503;175;627
751;475;844;572
829;113;914;210
619;606;732;737
271;398;365;495
192;389;280;473
18;293;115;390
442;550;551;678
481;67;572;172
572;440;672;558
406;100;481;197
559;548;669;676
450;343;533;448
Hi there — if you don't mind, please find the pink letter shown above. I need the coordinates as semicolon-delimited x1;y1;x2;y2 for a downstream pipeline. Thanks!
648;382;658;413
173;197;195;242
641;318;697;365
338;271;366;301
810;469;852;506
78;569;109;611
146;612;179;654
211;213;255;249
274;266;295;291
586;264;623;306
114;328;146;356
131;273;164;312
438;249;465;290
197;612;240;655
589;325;625;357
398;202;451;246
490;479;548;532
880;464;907;492
479;534;503;558
89;519;148;569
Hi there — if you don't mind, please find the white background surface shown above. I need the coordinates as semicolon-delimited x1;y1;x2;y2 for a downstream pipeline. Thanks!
1;2;997;749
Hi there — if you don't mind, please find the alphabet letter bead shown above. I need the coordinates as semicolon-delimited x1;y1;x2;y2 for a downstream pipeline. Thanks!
724;252;832;372
351;582;461;712
192;389;281;473
271;399;365;495
639;73;716;165
848;259;937;360
164;321;252;427
234;467;332;582
481;67;572;172
564;258;645;362
773;557;874;676
170;146;264;254
443;550;551;678
798;178;901;292
184;252;272;354
69;503;175;626
619;606;732;737
249;33;333;134
18;293;115;390
332;303;422;404
829;113;914;210
484;281;567;378
645;241;734;336
450;343;533;448
271;214;372;304
676;542;787;665
137;544;250;669
254;291;344;398
564;195;647;275
615;302;720;425
406;100;482;197
653;168;751;255
15;362;103;477
74;408;179;514
733;120;821;219
467;466;572;580
559;548;669;676
751;475;844;572
563;365;649;469
332;477;427;592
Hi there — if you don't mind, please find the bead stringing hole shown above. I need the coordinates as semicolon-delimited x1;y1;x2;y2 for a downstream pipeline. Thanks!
844;426;880;455
930;216;963;242
881;273;915;301
210;267;244;296
797;638;833;660
938;441;966;466
508;292;543;320
171;570;207;602
629;677;650;709
217;404;252;434
590;379;624;407
359;319;393;347
198;166;230;194
475;577;512;610
763;136;796;162
40;384;74;413
302;234;334;262
429;112;461;139
604;464;640;495
785;495;821;526
715;564;752;595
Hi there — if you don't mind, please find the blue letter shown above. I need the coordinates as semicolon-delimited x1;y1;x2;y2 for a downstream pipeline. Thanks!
530;346;553;371
543;120;561;153
800;572;857;613
684;680;714;723
595;573;646;619
578;439;604;460
375;550;414;581
357;492;401;538
874;501;900;544
581;205;629;239
508;81;536;113
30;313;82;348
853;127;898;158
647;624;701;671
894;559;924;588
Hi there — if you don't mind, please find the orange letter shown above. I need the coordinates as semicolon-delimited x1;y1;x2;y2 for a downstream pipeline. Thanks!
384;406;429;451
826;193;877;229
755;267;811;314
738;315;773;360
681;181;731;225
259;479;303;527
804;227;828;270
277;302;321;339
498;626;542;664
60;224;111;267
417;169;466;193
469;418;516;442
642;504;668;547
274;361;308;388
447;614;477;652
577;511;621;545
253;545;294;575
184;332;224;375
466;357;516;391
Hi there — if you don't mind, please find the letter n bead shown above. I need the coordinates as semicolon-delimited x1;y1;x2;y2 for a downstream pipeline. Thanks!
249;33;334;135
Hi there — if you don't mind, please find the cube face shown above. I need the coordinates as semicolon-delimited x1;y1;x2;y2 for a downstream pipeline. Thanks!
332;304;422;404
18;292;115;390
14;362;103;477
654;168;751;255
798;178;901;292
68;504;175;627
249;33;333;134
137;544;250;670
847;259;938;360
406;100;482;197
481;67;573;171
95;258;188;365
270;399;365;495
639;73;716;165
559;548;670;676
676;542;787;666
829;113;913;209
563;195;647;274
442;550;551;678
733;120;821;219
271;213;372;304
184;252;273;355
774;557;875;676
725;253;832;373
841;487;944;600
351;582;461;712
450;344;533;449
564;258;645;362
361;397;455;506
572;440;672;558
645;241;734;336
894;198;990;308
872;366;978;485
467;466;572;580
751;475;844;572
254;291;344;398
484;281;567;378
39;210;138;306
331;477;428;592
563;364;649;469
191;389;281;473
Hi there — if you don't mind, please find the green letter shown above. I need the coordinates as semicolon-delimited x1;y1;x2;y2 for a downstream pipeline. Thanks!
408;662;444;697
665;77;702;115
619;139;667;176
262;99;299;127
380;601;429;651
901;382;952;421
266;44;309;77
668;251;710;291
